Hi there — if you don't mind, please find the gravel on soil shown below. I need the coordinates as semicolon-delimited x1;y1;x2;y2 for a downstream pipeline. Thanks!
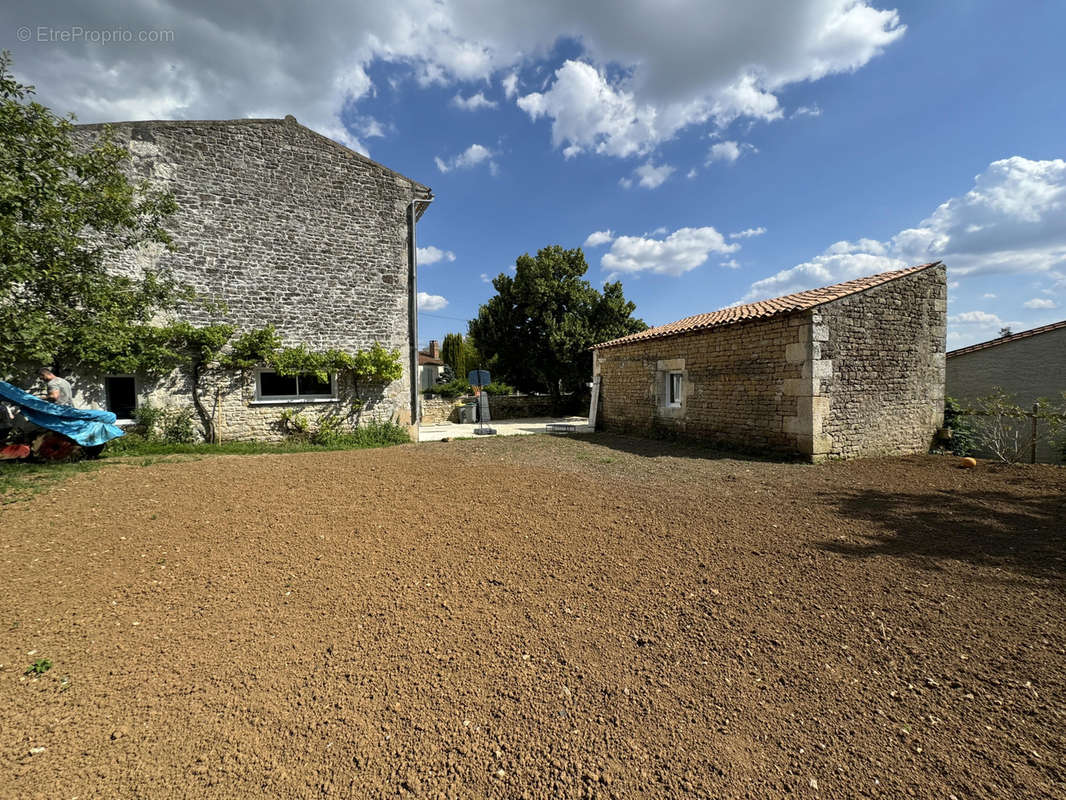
1;433;1063;799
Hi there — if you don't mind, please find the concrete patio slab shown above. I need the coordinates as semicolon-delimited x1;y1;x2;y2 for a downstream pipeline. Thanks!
418;416;592;442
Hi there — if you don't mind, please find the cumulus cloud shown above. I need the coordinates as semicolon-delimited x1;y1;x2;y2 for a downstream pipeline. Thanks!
8;1;905;159
792;105;822;118
435;143;497;173
417;246;456;264
742;156;1066;302
707;140;756;164
600;227;738;277
632;161;675;189
720;258;741;269
417;291;449;311
451;91;497;110
583;230;615;247
729;226;766;239
1023;297;1057;309
513;3;903;157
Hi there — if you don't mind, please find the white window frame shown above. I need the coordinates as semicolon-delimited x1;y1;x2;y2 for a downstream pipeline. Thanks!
104;374;137;422
252;368;338;404
666;371;683;408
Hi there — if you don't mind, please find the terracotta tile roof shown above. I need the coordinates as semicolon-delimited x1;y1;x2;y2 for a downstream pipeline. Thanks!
593;262;942;350
418;352;445;366
947;318;1066;358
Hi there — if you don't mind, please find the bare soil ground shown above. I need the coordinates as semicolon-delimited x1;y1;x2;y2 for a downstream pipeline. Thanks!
1;434;1064;799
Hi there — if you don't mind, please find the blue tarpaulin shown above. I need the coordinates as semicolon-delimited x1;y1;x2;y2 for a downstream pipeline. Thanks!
0;380;125;447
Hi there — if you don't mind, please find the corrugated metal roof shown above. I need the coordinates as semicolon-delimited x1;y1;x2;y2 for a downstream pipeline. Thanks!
947;318;1066;357
593;262;942;350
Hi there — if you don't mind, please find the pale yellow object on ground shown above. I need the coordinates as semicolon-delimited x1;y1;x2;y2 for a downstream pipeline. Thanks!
960;457;977;468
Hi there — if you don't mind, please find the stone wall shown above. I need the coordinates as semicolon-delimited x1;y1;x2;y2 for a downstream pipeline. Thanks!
817;265;946;458
594;315;807;455
71;118;429;440
946;325;1066;463
594;266;946;461
419;394;584;424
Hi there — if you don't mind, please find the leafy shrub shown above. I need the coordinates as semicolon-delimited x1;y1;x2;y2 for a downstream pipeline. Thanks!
278;409;311;439
126;401;196;443
483;381;514;396
423;378;472;398
943;396;977;456
160;406;195;443
309;414;345;446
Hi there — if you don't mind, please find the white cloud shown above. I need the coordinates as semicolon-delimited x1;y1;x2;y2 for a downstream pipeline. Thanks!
417;246;456;264
618;176;633;189
417;291;449;311
720;258;741;269
792;105;822;118
513;4;901;157
452;91;497;110
729;226;766;239
1023;297;1057;309
948;280;960;289
583;230;615;248
9;1;905;161
686;168;699;179
480;273;491;283
742;156;1066;302
435;143;497;173
633;161;675;189
600;226;738;277
707;140;757;164
949;310;1014;329
983;293;997;299
502;72;519;99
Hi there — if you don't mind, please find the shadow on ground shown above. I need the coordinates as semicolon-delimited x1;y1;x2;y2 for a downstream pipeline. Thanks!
818;487;1066;585
569;432;798;464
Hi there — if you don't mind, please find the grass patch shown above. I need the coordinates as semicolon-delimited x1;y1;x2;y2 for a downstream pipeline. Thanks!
0;460;100;505
104;421;410;458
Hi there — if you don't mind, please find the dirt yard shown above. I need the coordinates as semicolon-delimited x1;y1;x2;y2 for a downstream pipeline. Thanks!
1;435;1063;799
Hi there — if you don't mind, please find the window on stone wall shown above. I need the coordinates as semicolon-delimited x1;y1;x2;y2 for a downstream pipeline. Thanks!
666;372;683;408
256;370;336;401
104;375;137;420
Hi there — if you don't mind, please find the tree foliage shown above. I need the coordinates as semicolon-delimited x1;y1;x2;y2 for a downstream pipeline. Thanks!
468;245;645;403
440;332;467;378
0;51;183;377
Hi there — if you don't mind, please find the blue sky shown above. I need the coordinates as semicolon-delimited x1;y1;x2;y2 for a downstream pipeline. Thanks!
5;1;1065;349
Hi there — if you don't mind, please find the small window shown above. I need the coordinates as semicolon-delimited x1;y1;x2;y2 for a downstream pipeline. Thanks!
666;372;683;408
105;376;137;419
256;370;336;401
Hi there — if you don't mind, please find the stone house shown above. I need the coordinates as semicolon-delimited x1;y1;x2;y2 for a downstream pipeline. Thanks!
946;319;1066;463
69;116;432;440
592;263;947;461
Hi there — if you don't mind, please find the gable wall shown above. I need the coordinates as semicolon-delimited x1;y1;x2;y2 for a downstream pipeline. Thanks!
70;119;423;439
816;265;947;458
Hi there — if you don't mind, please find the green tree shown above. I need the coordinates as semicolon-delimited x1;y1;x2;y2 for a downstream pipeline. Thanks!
469;245;646;409
440;332;468;379
0;51;182;378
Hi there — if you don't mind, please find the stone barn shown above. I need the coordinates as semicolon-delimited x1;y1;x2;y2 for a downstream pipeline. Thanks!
592;263;947;461
69;116;432;440
946;320;1066;464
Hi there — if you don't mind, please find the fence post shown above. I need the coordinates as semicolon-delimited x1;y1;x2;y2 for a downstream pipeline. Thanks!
1031;404;1038;464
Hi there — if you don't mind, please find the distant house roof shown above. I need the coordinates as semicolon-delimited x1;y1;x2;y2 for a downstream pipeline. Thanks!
418;351;445;366
593;262;942;350
947;318;1066;358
